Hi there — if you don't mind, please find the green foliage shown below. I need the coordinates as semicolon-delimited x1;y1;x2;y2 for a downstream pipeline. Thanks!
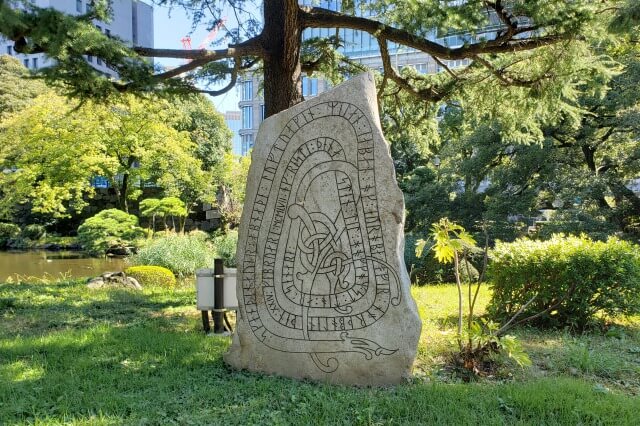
77;209;145;255
425;218;476;264
213;152;250;228
130;231;215;277
488;235;640;329
21;224;46;240
124;265;176;288
211;230;238;268
0;222;20;248
0;57;230;220
159;197;187;231
170;94;232;171
404;233;450;284
0;55;46;119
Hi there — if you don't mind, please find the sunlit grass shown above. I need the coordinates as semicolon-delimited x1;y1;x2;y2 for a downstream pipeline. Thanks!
1;279;638;424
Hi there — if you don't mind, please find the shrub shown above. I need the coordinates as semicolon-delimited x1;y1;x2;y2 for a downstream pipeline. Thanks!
487;235;640;329
0;223;20;248
129;231;215;277
212;230;238;267
21;224;46;240
124;265;176;287
77;209;145;255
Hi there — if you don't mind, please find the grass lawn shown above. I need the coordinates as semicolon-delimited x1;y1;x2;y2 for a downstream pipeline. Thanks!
0;279;638;425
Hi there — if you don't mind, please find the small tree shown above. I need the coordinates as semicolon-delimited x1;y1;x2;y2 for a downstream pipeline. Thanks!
139;198;162;235
160;197;188;233
416;218;531;374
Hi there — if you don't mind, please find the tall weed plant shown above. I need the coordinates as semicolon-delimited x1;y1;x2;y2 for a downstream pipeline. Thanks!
130;231;215;277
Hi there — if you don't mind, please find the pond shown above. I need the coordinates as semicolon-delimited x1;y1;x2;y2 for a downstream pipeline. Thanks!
0;251;126;282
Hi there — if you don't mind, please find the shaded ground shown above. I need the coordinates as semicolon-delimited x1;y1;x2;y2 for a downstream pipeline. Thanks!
0;279;638;425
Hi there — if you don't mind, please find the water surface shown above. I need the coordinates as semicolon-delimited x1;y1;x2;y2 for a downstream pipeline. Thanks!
0;251;126;282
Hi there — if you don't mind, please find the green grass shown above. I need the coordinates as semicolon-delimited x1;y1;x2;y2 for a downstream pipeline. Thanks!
1;280;638;425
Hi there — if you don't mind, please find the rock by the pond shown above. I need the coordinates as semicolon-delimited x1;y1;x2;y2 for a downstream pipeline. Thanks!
224;72;422;385
87;272;142;290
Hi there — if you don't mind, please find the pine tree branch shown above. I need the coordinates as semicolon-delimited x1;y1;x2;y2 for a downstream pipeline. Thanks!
301;6;565;61
378;37;447;102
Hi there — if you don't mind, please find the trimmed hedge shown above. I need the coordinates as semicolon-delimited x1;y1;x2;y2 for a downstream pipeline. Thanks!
125;266;176;287
487;235;640;329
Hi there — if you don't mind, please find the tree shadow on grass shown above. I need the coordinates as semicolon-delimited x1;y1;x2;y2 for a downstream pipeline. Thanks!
0;281;197;338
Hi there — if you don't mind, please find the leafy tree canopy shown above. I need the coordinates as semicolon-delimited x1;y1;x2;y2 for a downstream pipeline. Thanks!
0;55;47;119
0;67;231;219
1;0;638;120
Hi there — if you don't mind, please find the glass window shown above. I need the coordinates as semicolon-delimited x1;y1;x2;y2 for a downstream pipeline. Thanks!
242;80;253;101
87;55;93;63
302;77;319;97
6;45;12;55
242;106;253;129
32;57;38;68
97;57;103;66
105;29;111;37
260;104;265;122
310;78;318;96
76;0;82;13
23;59;29;68
241;134;254;156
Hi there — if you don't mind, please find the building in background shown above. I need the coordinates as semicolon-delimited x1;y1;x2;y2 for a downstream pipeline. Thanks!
2;0;154;76
224;111;242;155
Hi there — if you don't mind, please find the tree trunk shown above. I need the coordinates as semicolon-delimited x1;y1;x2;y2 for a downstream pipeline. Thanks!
120;172;129;213
262;0;303;117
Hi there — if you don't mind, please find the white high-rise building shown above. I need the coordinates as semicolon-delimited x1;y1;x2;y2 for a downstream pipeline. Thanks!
3;0;153;76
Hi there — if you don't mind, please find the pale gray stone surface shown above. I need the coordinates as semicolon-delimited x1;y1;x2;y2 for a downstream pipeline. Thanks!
87;272;142;290
224;73;422;385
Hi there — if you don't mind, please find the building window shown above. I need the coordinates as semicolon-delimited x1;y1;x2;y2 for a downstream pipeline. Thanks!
302;77;318;97
76;0;82;13
97;57;103;66
23;59;29;68
260;104;265;122
241;134;254;156
242;106;253;129
242;80;253;101
87;55;93;63
6;45;12;55
32;57;38;69
105;29;111;37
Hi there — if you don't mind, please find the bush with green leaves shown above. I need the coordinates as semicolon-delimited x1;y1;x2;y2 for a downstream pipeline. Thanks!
77;209;145;255
21;224;46;240
0;222;20;248
124;265;176;287
488;235;640;329
129;231;215;277
212;230;238;268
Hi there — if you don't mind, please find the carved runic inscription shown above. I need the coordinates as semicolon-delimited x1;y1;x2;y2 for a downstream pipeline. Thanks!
241;101;402;373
